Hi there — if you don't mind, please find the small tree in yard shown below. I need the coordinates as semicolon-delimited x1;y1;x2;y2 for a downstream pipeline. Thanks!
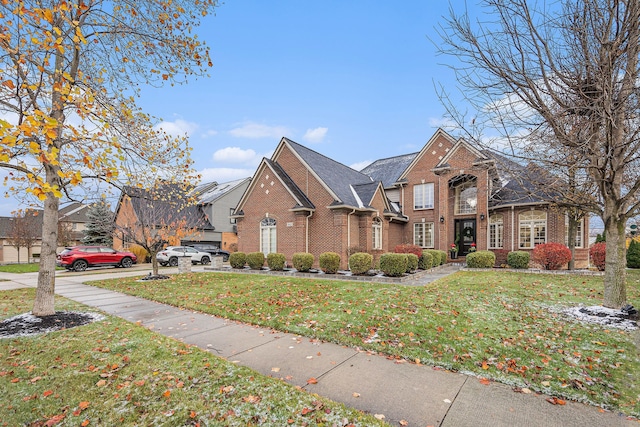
0;1;217;315
82;199;114;246
627;239;640;269
7;209;41;263
114;185;202;276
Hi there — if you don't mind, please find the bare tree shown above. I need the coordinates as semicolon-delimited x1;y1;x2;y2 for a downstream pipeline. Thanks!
114;185;205;276
7;210;42;263
57;221;75;247
437;0;640;308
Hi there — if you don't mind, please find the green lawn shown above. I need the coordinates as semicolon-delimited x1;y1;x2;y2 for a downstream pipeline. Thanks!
0;288;386;427
89;269;640;418
0;263;42;273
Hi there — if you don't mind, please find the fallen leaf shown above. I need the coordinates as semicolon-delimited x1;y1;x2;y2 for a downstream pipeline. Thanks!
352;392;360;398
81;420;90;427
546;397;567;405
400;421;409;426
163;390;171;398
301;407;312;415
271;367;280;373
481;361;489;370
306;377;318;384
95;379;107;387
43;390;54;397
479;378;491;385
374;414;385;420
45;414;65;426
79;401;90;410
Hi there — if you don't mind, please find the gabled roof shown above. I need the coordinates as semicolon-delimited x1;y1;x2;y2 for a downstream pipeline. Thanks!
234;158;315;214
58;202;91;223
435;137;492;169
351;181;384;210
397;128;458;182
360;152;418;188
276;138;373;207
121;185;214;230
193;178;250;205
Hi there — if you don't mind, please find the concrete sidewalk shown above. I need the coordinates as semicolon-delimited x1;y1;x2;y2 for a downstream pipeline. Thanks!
0;268;636;426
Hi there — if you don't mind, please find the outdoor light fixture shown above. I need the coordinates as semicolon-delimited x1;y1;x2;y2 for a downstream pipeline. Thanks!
440;216;445;223
480;213;485;220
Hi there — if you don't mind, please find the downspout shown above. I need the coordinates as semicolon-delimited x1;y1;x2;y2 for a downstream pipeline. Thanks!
511;206;515;252
305;211;313;253
347;208;356;250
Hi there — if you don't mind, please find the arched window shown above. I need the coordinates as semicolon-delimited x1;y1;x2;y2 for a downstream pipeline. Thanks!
454;180;477;214
519;210;546;249
260;217;277;255
489;214;503;248
372;217;382;250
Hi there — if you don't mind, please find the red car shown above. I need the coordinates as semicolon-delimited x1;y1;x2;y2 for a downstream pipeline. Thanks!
57;246;137;272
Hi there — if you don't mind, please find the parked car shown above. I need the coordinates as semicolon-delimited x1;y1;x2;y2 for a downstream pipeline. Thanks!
57;246;137;272
188;244;230;261
156;246;211;266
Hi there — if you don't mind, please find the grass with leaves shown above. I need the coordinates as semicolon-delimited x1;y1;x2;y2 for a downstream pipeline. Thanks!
0;263;42;273
89;269;640;418
0;288;386;427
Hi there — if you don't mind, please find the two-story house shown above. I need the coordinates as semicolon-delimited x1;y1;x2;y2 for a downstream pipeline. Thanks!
233;129;590;269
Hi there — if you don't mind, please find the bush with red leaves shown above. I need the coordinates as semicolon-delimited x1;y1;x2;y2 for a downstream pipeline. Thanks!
394;243;423;258
589;242;606;271
532;242;572;270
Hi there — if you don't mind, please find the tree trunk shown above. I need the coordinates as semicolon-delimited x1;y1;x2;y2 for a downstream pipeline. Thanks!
567;217;576;270
152;255;159;276
603;216;627;309
32;192;60;316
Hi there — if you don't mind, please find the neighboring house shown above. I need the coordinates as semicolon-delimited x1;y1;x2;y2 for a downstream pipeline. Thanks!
0;203;90;263
233;129;590;269
184;178;251;251
58;202;91;246
113;179;250;251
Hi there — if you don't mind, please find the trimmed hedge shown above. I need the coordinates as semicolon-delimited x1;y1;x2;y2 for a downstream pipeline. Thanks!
507;251;530;269
532;243;572;270
466;250;496;268
379;253;408;277
319;252;341;274
406;253;419;272
349;252;373;275
229;252;246;269
419;250;434;270
437;250;447;265
589;242;606;271
292;252;314;272
424;250;441;266
247;252;265;269
266;253;286;271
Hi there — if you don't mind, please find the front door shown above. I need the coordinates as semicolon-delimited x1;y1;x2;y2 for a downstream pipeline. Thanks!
455;219;477;255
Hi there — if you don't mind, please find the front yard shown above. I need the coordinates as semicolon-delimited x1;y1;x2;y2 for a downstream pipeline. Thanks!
88;269;640;418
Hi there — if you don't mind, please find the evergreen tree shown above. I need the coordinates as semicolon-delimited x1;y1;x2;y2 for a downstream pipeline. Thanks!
595;233;606;243
82;200;115;246
627;239;640;269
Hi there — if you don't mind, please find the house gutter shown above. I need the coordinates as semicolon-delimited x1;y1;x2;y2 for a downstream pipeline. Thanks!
306;210;313;253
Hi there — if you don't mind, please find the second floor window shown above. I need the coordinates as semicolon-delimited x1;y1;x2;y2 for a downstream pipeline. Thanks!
414;183;434;210
455;181;477;215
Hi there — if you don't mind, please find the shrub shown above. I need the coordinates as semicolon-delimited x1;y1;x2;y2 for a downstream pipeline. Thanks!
379;253;408;277
419;250;434;270
590;242;606;271
394;244;423;258
437;250;448;265
507;251;530;269
628;239;640;268
266;253;286;271
349;252;373;275
246;252;265;269
466;250;496;268
424;250;440;266
292;252;314;272
129;245;148;264
229;252;246;269
406;253;419;272
319;252;341;274
532;243;572;270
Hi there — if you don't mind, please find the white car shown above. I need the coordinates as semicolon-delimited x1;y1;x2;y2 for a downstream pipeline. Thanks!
156;246;211;266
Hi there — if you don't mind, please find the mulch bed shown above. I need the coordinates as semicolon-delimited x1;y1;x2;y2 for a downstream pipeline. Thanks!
0;311;104;339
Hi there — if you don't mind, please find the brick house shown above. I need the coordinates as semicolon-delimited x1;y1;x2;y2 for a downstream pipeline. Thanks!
233;130;589;269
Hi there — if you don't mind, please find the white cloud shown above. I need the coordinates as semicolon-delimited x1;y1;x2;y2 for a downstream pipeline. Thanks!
213;147;261;164
198;167;256;183
228;122;290;139
154;119;199;137
350;160;373;171
303;127;328;143
428;117;456;129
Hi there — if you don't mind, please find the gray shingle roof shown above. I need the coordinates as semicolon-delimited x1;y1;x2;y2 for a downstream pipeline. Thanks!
359;152;418;188
266;159;315;210
351;182;380;208
193;178;249;205
284;138;373;207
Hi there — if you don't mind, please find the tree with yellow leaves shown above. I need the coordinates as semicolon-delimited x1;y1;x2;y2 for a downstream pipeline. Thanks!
0;0;217;315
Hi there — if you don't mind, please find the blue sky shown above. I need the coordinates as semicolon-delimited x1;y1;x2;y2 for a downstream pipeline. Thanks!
1;1;462;215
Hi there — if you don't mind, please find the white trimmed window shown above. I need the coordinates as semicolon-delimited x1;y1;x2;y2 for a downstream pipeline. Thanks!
414;183;434;210
372;217;382;250
260;217;277;255
414;222;434;248
565;216;584;248
519;210;546;249
454;182;477;214
489;214;504;249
